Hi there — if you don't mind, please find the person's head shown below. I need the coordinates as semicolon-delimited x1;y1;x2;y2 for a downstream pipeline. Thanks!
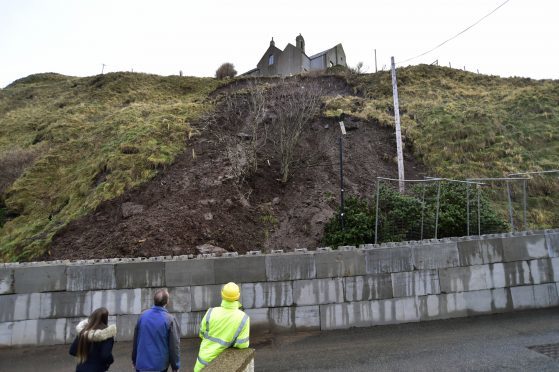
221;282;240;302
77;307;109;363
154;289;170;307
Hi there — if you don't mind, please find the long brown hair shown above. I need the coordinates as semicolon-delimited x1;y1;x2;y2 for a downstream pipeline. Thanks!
77;307;109;364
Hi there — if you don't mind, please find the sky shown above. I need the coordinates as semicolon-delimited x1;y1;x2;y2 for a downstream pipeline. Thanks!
0;0;558;88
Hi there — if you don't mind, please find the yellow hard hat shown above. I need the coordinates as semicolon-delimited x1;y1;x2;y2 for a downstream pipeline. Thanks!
221;282;240;302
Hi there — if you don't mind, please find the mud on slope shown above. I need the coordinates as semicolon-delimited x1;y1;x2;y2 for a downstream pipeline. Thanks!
48;76;425;260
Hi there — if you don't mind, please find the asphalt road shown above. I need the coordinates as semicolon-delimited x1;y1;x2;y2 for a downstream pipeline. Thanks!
1;309;559;371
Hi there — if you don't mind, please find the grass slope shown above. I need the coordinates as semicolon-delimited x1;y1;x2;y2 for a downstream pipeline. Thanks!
325;65;559;227
0;72;219;261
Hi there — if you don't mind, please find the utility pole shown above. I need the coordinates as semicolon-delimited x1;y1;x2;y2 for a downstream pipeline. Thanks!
339;121;347;230
374;49;378;72
390;56;405;192
101;64;106;74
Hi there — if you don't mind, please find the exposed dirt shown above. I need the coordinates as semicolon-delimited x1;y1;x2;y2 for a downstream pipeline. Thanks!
48;76;425;260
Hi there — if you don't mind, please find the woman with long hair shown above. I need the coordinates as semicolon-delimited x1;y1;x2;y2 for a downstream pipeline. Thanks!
69;307;116;372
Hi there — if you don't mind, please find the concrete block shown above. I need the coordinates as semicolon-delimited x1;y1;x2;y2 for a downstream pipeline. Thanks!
502;235;548;262
11;318;67;346
165;259;215;286
345;274;393;301
529;259;554;284
462;288;511;315
245;307;270;334
265;254;316;281
457;238;503;266
545;231;559;257
0;293;41;322
241;282;293;309
268;307;294;332
141;287;191;313
176;311;205;338
14;265;66;293
413;242;459;270
371;297;420;326
214;255;266;284
320;301;372;331
293;278;344;306
115;262;165;289
294;305;320;331
0;268;14;294
552;258;559;282
315;250;366;278
40;291;92;318
191;284;222;311
499;261;532;287
115;314;140;341
392;270;440;297
439;265;494;293
91;288;142;315
0;322;13;346
66;264;116;291
365;246;413;274
511;283;559;310
418;293;467;321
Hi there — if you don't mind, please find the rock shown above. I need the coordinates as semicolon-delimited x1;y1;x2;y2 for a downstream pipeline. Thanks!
199;199;216;205
225;199;233;207
204;212;213;221
272;197;281;205
196;244;227;256
237;132;253;140
121;202;144;218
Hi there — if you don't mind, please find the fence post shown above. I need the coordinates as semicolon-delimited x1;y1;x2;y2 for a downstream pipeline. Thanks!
420;184;426;240
477;184;481;236
506;180;514;232
374;178;380;244
435;180;441;239
523;179;527;229
466;182;470;236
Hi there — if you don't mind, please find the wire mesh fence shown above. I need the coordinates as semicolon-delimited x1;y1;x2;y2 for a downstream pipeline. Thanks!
372;171;559;244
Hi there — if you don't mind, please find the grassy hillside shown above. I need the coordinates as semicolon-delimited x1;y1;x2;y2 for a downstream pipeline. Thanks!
325;65;559;227
0;72;219;261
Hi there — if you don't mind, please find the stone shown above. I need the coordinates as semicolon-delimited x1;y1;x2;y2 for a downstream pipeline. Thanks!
315;250;366;278
115;262;165;289
345;274;393;301
66;264;116;291
0;268;14;294
265;254;316;281
165;258;215;286
391;270;440;298
196;244;226;256
293;278;344;306
203;212;214;221
241;282;293;309
121;202;144;218
214;255;266;284
14;265;66;293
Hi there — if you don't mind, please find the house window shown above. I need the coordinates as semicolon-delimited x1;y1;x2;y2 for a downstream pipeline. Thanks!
268;54;274;65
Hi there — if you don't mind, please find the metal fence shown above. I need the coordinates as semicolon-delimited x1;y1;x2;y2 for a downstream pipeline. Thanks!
373;170;559;244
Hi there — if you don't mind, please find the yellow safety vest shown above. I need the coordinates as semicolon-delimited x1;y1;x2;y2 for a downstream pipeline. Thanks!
194;300;250;371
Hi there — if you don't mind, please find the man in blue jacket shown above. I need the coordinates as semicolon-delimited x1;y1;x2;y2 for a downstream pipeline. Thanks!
132;289;181;372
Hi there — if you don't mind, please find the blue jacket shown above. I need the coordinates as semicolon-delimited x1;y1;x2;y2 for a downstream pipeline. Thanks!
132;306;181;371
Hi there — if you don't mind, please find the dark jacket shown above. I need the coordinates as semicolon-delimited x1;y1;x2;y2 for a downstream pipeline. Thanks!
132;306;181;371
69;319;116;372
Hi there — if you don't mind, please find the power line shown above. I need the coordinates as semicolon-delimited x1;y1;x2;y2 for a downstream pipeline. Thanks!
397;0;511;65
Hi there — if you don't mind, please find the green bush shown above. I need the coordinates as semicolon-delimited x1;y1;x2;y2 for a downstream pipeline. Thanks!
323;184;509;247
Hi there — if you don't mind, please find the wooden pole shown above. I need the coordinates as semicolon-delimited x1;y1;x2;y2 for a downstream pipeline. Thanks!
374;49;378;73
390;56;405;193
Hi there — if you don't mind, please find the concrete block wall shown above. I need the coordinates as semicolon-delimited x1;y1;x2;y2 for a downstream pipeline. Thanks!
1;229;559;347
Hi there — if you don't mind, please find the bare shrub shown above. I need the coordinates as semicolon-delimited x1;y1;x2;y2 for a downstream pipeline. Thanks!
350;61;365;74
269;80;324;182
216;63;237;80
244;82;267;172
0;146;41;194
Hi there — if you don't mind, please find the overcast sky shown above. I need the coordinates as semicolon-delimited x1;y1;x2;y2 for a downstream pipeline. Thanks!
1;0;557;88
